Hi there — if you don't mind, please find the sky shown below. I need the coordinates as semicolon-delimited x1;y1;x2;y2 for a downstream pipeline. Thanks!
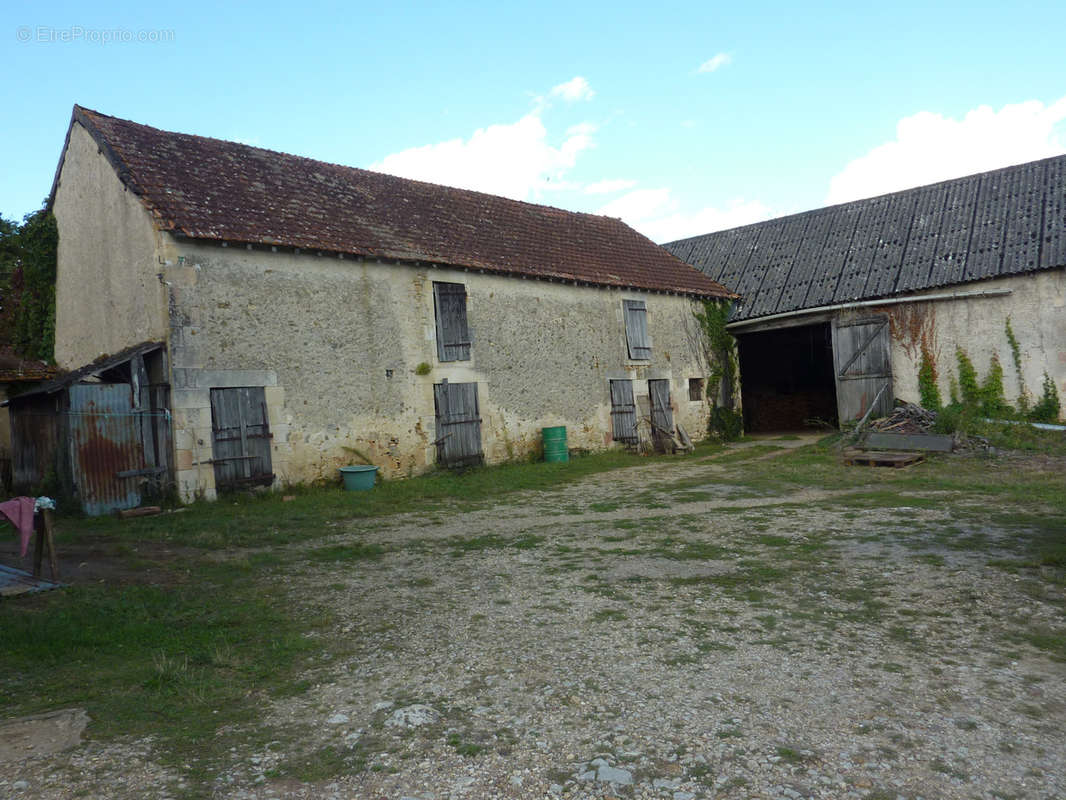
3;0;1066;243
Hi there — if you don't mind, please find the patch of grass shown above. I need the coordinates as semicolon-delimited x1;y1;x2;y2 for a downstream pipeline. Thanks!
308;542;385;561
444;532;544;555
0;561;321;789
446;733;485;757
589;501;622;512
591;609;627;623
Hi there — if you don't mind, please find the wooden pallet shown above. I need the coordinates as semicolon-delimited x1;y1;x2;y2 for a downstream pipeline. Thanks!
843;449;924;469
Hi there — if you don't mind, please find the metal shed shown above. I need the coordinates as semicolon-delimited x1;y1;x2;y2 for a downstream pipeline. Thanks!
6;342;172;515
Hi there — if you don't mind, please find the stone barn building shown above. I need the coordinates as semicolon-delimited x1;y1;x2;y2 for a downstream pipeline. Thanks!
665;156;1066;431
44;106;732;505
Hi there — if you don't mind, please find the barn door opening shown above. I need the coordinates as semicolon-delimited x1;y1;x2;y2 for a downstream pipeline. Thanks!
609;380;638;444
832;316;893;423
433;380;483;468
736;323;838;432
209;387;274;492
648;379;674;452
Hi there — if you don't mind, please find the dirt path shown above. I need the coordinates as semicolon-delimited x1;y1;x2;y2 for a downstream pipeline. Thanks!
4;443;1064;800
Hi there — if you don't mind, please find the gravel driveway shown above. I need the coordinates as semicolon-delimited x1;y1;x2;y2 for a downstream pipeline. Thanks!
5;441;1065;799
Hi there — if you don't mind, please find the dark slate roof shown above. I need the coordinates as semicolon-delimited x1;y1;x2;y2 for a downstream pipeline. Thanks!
664;154;1066;321
56;106;731;299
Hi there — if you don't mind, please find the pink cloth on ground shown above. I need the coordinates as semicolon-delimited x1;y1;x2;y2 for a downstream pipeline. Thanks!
0;497;37;558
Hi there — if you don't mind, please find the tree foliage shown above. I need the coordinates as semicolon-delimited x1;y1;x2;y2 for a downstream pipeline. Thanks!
0;208;57;362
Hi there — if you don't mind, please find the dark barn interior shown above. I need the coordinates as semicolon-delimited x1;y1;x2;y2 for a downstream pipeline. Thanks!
737;322;838;432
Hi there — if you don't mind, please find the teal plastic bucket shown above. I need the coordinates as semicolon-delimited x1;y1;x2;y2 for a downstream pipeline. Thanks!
339;465;378;491
542;426;569;463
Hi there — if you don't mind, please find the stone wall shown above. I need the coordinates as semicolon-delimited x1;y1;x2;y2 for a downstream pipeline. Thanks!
163;240;716;499
880;269;1065;416
51;122;169;369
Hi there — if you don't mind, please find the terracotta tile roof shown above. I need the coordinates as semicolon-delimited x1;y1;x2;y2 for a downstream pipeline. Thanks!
0;347;55;382
63;106;732;299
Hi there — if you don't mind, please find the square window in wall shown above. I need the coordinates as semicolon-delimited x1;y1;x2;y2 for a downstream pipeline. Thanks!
622;299;651;360
433;281;471;361
688;377;704;401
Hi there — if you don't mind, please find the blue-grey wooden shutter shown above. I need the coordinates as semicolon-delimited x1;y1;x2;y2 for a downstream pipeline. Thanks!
648;379;674;452
609;380;638;444
210;387;274;491
433;381;483;467
433;282;471;362
623;300;651;360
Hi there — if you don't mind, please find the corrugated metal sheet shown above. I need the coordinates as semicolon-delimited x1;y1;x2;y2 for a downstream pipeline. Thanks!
68;384;148;516
664;153;1066;322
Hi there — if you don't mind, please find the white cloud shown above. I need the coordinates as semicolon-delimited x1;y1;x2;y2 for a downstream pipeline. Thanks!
549;76;595;102
584;179;638;195
372;111;596;201
598;189;772;243
827;96;1066;204
697;53;731;73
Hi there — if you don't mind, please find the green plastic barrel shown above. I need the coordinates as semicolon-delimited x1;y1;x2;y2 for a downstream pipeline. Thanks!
542;426;569;463
339;465;378;490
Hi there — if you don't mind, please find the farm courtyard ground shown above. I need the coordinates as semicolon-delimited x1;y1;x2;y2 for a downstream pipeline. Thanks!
1;433;1064;800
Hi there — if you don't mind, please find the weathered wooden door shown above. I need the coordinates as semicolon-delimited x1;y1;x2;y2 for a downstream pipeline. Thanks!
67;384;148;515
832;316;893;423
609;380;638;444
648;379;674;452
433;381;483;468
209;387;274;491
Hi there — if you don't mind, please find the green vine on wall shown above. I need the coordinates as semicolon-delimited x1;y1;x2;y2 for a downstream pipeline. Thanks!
917;345;942;410
1004;317;1030;413
693;299;742;439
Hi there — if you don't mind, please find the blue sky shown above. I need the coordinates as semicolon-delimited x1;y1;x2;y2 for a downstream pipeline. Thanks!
4;0;1066;242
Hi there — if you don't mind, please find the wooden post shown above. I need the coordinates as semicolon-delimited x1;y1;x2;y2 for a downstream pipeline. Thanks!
43;509;58;581
32;509;58;581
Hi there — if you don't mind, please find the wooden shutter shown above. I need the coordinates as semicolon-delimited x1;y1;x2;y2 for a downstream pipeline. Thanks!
648;379;674;452
831;316;893;423
609;380;638;444
623;300;651;360
433;282;471;362
210;387;274;491
433;381;483;468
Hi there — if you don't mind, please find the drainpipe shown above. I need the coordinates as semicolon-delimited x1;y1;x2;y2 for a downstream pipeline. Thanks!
725;288;1013;331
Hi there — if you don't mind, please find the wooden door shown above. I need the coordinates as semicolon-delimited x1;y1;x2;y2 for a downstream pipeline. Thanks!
209;387;274;491
648;379;674;452
832;316;893;423
433;381;483;468
609;380;638;444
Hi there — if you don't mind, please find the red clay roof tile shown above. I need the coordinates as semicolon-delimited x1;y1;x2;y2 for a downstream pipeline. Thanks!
68;106;732;298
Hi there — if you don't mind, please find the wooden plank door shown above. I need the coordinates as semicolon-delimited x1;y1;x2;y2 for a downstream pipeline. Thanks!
609;380;638;444
209;387;274;491
433;381;484;468
648;379;674;452
832;316;893;423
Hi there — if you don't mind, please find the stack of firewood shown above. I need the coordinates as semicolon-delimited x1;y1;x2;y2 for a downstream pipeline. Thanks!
869;403;938;434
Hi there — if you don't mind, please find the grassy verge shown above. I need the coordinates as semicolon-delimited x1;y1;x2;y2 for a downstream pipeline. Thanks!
0;445;693;790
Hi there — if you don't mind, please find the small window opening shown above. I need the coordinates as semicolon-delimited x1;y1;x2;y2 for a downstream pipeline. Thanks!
688;378;704;401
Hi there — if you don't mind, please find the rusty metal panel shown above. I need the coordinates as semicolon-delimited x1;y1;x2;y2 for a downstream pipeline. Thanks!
68;384;148;516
